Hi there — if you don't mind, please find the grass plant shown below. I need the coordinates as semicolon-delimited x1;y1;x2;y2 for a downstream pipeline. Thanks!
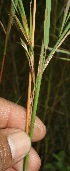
0;0;70;171
11;0;70;170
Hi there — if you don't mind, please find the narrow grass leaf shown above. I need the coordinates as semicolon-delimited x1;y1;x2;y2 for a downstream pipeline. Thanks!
18;0;30;39
20;38;28;53
60;0;70;35
56;57;70;61
65;12;70;24
20;38;33;71
0;0;18;83
0;21;6;34
43;23;70;71
14;15;30;44
11;0;19;13
48;47;70;55
12;0;30;41
20;38;31;60
18;0;25;16
44;0;51;48
38;42;45;75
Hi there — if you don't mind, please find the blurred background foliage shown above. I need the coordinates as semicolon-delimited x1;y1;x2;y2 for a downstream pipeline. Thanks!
0;0;70;170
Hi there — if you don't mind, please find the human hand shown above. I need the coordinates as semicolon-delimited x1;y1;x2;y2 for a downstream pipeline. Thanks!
0;98;46;171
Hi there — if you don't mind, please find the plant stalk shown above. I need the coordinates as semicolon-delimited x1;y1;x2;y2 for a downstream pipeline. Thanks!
23;72;42;171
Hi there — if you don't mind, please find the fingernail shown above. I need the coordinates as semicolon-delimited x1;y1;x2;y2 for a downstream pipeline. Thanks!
7;131;31;160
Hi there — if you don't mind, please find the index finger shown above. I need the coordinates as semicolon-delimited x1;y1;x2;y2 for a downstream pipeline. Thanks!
0;98;46;141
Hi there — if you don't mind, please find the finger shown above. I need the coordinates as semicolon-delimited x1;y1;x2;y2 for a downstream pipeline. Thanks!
0;128;31;171
27;148;41;171
13;160;23;171
0;98;26;130
13;148;41;171
6;169;16;171
0;98;46;141
33;116;46;142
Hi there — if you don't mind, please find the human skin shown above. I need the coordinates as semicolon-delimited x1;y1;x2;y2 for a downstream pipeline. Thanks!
0;98;46;171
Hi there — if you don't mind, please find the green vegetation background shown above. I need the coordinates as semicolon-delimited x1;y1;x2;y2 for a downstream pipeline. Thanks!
0;0;70;170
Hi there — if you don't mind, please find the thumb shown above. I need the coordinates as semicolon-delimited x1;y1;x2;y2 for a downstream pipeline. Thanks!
0;128;31;171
